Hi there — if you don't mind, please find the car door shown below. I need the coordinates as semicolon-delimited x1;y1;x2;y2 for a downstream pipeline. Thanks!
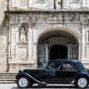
61;62;78;83
41;62;62;84
55;62;64;84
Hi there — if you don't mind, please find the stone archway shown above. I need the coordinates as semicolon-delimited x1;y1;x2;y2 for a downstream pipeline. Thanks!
37;28;80;68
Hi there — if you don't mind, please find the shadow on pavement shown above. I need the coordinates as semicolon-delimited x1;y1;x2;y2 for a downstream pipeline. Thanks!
11;84;89;89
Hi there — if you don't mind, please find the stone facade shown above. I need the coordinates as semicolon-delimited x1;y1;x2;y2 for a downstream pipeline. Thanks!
0;0;8;72
1;0;89;72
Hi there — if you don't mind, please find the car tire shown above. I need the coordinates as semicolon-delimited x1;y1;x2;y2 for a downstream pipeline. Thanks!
17;77;32;88
75;77;88;88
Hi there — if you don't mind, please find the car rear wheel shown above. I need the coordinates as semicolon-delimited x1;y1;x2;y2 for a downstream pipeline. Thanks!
76;77;88;88
17;77;31;88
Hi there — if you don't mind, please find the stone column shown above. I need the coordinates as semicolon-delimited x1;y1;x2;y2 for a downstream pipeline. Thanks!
79;43;82;60
28;26;33;60
82;26;86;60
46;45;49;63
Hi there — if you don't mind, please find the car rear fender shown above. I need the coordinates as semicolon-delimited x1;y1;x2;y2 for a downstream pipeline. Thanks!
74;71;89;83
16;70;46;85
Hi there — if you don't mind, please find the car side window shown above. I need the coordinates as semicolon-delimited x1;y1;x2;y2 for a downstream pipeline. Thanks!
48;62;61;70
62;62;76;71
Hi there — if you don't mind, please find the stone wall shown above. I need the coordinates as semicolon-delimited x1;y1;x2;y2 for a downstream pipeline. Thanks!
1;0;89;73
9;0;89;11
0;0;8;72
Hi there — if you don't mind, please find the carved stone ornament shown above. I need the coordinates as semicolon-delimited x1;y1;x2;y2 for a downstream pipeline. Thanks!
9;13;89;25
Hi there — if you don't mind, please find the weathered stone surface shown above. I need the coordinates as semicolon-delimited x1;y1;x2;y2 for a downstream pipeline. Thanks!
1;0;89;73
0;0;8;72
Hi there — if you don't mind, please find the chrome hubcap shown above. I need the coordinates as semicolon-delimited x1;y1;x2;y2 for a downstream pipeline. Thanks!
19;78;28;87
78;78;87;88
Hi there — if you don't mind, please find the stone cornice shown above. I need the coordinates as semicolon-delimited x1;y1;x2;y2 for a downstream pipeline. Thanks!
5;10;89;15
5;10;89;25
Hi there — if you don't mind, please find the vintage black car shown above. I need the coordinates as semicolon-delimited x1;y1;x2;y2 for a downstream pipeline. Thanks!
16;59;89;88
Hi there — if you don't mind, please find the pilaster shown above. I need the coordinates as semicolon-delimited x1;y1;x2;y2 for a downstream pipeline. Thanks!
28;26;33;60
82;25;86;60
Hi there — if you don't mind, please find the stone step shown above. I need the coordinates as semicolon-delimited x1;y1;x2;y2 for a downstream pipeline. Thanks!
0;73;17;84
0;81;15;84
0;76;15;79
0;73;17;75
0;79;16;81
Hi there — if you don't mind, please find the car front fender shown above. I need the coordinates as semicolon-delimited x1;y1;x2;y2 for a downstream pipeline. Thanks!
16;70;46;85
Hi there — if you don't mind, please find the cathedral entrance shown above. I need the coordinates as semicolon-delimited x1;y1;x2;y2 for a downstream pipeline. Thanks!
37;30;79;68
50;45;67;60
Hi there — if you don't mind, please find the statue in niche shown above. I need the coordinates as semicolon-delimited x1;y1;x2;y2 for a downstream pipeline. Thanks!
54;0;62;9
20;27;26;42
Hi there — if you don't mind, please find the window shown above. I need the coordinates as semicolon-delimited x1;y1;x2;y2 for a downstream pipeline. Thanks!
48;62;61;70
62;62;76;71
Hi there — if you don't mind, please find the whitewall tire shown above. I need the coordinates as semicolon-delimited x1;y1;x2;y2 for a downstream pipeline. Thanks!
76;77;88;88
17;77;30;88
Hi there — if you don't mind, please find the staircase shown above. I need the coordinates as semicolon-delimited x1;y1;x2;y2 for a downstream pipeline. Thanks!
0;73;17;84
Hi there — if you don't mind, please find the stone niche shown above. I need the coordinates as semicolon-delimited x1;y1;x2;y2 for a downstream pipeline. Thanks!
16;25;28;60
9;22;28;61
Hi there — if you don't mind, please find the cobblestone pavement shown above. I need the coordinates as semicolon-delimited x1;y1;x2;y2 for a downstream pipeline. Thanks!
0;84;89;89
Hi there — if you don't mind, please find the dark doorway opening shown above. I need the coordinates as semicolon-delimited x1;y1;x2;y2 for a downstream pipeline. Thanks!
50;45;67;60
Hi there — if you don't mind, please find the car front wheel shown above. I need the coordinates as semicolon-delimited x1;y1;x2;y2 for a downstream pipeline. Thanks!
17;77;31;88
76;77;88;88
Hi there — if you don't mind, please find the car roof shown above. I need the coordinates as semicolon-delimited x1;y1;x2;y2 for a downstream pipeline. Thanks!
49;59;80;63
49;59;84;69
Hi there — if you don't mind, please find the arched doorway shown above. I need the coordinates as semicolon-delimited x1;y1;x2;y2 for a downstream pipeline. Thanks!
37;30;79;68
50;45;67;60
